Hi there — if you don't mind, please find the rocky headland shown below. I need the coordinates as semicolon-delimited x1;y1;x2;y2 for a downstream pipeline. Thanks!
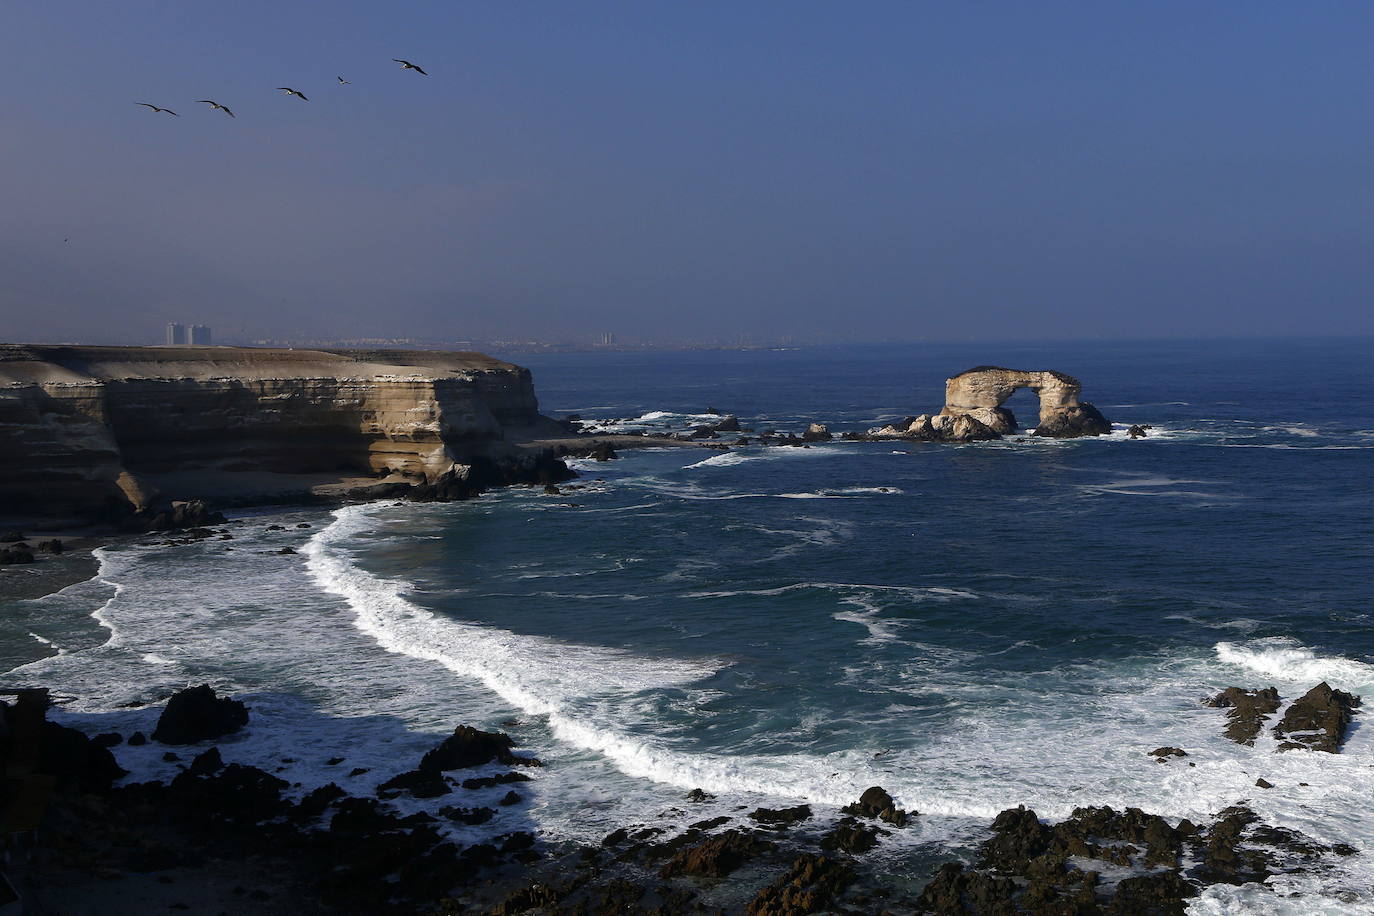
0;345;693;533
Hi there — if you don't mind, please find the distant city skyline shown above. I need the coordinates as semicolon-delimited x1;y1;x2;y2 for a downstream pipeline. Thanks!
5;2;1374;345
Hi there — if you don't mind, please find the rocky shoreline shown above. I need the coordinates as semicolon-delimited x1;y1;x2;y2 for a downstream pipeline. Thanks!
4;675;1362;915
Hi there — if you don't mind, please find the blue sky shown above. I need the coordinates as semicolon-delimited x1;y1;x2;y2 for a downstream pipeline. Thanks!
4;2;1373;343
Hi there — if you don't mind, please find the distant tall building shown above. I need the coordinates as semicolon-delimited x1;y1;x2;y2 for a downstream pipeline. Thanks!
189;325;212;346
166;323;186;346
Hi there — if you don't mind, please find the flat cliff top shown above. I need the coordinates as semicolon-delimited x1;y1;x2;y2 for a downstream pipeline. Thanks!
0;345;520;385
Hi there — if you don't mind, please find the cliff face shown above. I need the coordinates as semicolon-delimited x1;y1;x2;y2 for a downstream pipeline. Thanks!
0;345;566;520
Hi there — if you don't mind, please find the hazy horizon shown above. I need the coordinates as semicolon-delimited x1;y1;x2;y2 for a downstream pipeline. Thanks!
6;2;1374;346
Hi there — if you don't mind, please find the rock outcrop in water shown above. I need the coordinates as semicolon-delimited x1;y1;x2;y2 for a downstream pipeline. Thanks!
1207;686;1282;746
1273;682;1361;753
0;345;575;525
852;367;1112;443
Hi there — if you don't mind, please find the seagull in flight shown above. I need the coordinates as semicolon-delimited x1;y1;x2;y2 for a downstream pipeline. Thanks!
337;76;350;84
196;100;235;117
277;87;309;100
392;59;428;75
136;103;178;116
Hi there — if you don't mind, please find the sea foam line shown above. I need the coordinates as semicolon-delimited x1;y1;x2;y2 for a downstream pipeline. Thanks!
1215;638;1374;693
301;506;881;806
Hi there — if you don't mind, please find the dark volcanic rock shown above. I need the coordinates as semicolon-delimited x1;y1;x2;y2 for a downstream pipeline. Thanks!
296;782;347;819
712;415;741;432
977;806;1053;871
1149;746;1188;761
419;725;538;771
841;785;909;826
30;718;128;793
658;829;771;879
167;763;291;825
1106;870;1194;915
748;804;813;827
439;805;496;825
746;853;853;916
460;771;531;790
1272;682;1361;753
377;768;451;799
686;787;715;802
819;817;882;854
917;862;1020;915
1206;686;1281;745
1032;402;1112;438
152;684;249;745
187;746;224;776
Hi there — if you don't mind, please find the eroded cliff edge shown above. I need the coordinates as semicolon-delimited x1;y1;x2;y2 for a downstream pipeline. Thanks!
0;345;574;525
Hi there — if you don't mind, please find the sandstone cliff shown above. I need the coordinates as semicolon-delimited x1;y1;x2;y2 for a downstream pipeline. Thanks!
0;345;571;523
942;367;1112;438
858;366;1112;442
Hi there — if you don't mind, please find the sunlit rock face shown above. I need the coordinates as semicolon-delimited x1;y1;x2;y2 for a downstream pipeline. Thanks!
0;345;563;519
940;367;1111;438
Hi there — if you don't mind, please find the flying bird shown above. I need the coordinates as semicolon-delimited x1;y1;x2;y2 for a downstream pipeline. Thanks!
277;87;309;100
136;103;178;116
392;59;427;75
196;100;235;117
337;76;350;84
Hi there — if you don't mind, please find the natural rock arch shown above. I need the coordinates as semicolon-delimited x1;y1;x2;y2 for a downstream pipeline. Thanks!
940;367;1111;438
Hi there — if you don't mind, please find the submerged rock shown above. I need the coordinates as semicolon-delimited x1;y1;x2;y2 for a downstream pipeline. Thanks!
658;829;771;879
1206;686;1281;745
1273;682;1361;753
152;685;249;745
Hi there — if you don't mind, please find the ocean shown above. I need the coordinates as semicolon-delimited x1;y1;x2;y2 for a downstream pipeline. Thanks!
6;337;1374;912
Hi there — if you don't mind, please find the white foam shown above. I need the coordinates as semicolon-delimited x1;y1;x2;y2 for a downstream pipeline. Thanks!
27;632;64;654
684;452;755;469
302;507;892;803
776;487;904;499
1215;638;1374;693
